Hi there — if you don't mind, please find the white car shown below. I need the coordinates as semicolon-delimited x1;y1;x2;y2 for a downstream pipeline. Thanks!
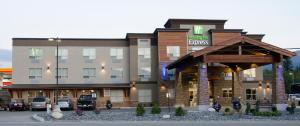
288;94;300;107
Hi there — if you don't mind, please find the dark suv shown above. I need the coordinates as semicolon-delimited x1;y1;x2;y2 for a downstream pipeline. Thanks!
77;95;96;110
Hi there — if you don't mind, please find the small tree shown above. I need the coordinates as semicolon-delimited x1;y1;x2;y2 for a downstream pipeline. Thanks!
175;107;185;116
136;103;145;116
245;102;251;115
287;102;296;114
151;104;161;114
255;101;260;112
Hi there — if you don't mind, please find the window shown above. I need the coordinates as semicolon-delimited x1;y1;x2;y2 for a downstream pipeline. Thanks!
168;69;176;80
28;48;43;60
110;68;123;80
83;48;96;60
138;89;152;103
110;90;124;103
83;68;96;79
223;72;232;80
222;88;232;98
55;48;68;60
138;48;151;59
246;88;257;100
166;46;180;59
138;67;151;81
110;48;123;61
29;68;42;79
244;68;256;81
103;88;110;97
56;68;68;78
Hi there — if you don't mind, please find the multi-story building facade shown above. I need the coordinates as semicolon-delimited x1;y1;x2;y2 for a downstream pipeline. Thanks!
6;19;295;110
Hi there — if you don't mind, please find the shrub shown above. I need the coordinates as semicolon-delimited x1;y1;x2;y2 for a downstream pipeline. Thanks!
175;107;185;116
223;107;232;116
225;107;230;113
151;104;161;114
250;109;256;114
136;103;145;116
253;111;281;116
245;102;251;115
271;106;278;112
255;101;260;112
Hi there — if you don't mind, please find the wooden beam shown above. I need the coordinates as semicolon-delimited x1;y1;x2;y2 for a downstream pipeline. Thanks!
205;55;274;63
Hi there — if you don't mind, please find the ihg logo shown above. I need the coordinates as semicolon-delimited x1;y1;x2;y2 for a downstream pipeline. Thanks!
193;25;204;35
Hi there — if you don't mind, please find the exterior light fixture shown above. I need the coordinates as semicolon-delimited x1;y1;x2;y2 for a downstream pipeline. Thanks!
47;66;50;70
160;84;166;90
266;84;270;89
258;81;262;88
201;64;207;68
131;81;136;89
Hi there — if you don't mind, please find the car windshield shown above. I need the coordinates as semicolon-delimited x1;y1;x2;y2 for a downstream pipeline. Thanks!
79;95;92;100
32;97;45;102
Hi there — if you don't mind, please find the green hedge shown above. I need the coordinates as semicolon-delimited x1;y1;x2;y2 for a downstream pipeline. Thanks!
252;111;281;116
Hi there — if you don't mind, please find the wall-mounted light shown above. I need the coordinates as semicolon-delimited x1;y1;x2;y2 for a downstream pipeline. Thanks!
160;84;166;90
201;64;207;69
250;63;257;68
101;63;105;72
46;64;51;73
258;81;262;88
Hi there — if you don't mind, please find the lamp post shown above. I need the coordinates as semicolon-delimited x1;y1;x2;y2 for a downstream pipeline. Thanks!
166;92;170;112
48;37;61;105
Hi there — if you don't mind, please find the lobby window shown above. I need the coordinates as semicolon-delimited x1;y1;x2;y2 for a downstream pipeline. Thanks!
56;68;68;78
167;46;180;60
246;88;257;100
103;88;110;97
110;48;123;63
222;88;232;98
28;48;43;60
110;90;124;103
138;67;151;81
244;68;256;81
168;89;175;99
168;69;176;80
83;68;96;79
223;72;232;80
83;48;96;60
110;68;123;80
55;48;68;60
138;89;152;103
29;68;42;79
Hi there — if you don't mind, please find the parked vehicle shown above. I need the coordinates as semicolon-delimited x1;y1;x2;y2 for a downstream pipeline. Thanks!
9;99;28;111
0;90;11;110
77;95;96;110
58;97;73;110
289;94;300;107
31;97;49;111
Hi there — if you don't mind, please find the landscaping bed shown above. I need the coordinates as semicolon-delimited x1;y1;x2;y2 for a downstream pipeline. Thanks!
37;109;300;121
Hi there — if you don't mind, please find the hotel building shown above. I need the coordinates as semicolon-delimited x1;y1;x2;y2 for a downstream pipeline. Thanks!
6;19;296;110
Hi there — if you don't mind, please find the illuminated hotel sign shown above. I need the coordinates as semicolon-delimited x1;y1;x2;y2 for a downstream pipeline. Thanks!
188;25;209;46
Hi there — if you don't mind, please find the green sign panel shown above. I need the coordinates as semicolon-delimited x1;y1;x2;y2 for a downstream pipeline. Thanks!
193;25;204;35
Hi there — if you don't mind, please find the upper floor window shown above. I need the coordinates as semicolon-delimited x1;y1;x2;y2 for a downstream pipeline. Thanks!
166;46;180;60
138;67;151;81
28;48;43;60
244;68;256;81
56;68;68;78
55;49;68;60
83;48;96;60
138;48;151;59
29;68;42;79
110;68;123;80
110;48;123;63
83;68;96;79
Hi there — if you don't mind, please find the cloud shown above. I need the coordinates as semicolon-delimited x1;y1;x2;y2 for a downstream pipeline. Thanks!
0;49;12;67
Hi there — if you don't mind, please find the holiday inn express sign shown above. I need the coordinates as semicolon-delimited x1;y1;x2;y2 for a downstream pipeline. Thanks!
188;25;209;46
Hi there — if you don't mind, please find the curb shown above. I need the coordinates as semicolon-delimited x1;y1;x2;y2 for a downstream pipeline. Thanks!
32;114;45;122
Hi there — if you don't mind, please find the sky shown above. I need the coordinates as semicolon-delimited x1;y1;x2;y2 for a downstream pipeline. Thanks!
0;0;299;67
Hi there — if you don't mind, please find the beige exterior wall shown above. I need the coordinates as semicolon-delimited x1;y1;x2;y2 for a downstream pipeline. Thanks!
13;46;130;84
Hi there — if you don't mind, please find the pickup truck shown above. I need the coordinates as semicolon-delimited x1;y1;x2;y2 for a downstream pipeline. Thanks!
77;95;96;110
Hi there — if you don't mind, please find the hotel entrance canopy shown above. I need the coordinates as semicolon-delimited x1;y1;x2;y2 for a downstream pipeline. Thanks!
167;36;296;70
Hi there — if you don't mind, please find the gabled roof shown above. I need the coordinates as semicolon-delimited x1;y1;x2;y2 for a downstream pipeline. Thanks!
192;36;296;57
167;36;296;69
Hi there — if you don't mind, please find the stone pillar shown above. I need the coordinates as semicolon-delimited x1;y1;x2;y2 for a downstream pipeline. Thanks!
272;62;288;111
175;71;189;107
231;71;245;102
197;62;210;111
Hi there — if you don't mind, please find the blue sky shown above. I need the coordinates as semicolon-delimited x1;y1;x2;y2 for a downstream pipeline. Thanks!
0;0;299;67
